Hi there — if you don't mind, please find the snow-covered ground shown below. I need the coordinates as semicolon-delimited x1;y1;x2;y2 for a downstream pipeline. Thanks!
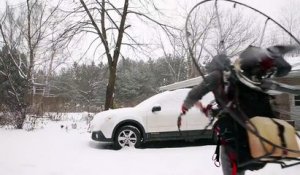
0;117;299;175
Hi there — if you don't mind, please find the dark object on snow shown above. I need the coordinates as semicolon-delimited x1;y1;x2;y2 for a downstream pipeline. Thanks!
72;123;77;129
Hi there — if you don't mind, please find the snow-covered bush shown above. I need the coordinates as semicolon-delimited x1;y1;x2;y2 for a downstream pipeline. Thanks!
0;112;17;128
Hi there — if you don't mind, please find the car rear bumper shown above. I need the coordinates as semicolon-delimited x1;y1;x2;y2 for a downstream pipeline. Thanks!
91;131;113;142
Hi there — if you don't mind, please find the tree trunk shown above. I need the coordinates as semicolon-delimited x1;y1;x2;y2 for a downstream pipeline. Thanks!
80;0;128;110
104;0;128;110
105;65;117;110
15;105;27;129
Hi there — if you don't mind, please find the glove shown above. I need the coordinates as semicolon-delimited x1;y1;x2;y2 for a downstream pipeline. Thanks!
202;104;213;117
195;101;212;117
177;115;182;129
181;105;188;115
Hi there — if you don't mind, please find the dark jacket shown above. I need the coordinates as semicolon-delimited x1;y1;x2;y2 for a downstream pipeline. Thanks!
183;69;276;119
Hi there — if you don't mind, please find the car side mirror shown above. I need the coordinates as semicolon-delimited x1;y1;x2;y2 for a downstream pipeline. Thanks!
152;106;161;112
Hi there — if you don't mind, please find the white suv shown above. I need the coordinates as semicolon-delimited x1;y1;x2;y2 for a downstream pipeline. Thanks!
90;88;215;149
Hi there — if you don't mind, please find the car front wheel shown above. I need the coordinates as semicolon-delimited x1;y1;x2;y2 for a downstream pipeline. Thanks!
113;126;141;150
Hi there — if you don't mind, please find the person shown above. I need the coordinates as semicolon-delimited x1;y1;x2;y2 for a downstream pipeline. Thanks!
181;45;298;175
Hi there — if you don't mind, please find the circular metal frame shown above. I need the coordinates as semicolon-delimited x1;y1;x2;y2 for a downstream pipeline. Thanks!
184;0;300;155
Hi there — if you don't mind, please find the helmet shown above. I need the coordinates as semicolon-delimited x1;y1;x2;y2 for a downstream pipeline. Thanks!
267;45;294;77
236;45;292;82
205;54;231;73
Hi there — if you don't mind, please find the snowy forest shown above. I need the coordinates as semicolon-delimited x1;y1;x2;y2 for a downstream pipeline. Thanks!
35;56;188;111
1;1;300;175
1;0;300;129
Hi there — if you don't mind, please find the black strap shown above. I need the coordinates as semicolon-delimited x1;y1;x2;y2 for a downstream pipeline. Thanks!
272;119;287;156
213;135;221;167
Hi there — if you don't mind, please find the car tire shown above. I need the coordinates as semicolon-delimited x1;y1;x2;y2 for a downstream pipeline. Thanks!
113;125;142;150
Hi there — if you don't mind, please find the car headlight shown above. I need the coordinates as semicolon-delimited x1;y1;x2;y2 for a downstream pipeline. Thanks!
90;114;113;132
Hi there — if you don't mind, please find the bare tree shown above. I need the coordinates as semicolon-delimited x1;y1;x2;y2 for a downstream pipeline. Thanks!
79;0;129;110
277;0;300;56
253;0;300;56
185;3;259;75
157;29;188;82
23;0;64;87
185;7;216;77
77;0;177;110
0;0;72;128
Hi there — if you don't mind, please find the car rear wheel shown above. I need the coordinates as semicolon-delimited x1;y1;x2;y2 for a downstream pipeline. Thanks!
113;126;141;150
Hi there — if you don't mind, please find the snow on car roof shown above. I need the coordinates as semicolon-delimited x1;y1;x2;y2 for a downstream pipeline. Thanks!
135;88;192;108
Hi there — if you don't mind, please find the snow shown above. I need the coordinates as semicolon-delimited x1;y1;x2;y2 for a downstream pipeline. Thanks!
0;115;300;175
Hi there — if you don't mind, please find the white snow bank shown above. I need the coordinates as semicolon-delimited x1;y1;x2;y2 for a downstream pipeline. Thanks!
0;121;299;175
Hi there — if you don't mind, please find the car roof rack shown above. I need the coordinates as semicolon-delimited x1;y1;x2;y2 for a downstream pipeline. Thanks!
159;76;203;91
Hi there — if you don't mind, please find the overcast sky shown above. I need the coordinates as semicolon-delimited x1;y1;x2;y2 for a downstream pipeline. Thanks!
0;0;298;64
239;0;289;18
0;0;293;17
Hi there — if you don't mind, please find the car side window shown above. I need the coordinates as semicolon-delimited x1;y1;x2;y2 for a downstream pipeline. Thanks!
156;93;185;111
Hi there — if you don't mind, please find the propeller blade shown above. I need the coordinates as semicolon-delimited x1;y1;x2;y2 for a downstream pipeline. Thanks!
267;45;299;56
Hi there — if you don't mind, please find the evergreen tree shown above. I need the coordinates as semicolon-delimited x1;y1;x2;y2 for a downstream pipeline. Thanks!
51;62;108;111
0;46;27;121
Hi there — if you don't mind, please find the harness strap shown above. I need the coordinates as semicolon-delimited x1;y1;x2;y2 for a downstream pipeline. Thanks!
212;127;238;175
272;119;288;156
231;160;237;175
228;151;238;175
213;128;221;167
